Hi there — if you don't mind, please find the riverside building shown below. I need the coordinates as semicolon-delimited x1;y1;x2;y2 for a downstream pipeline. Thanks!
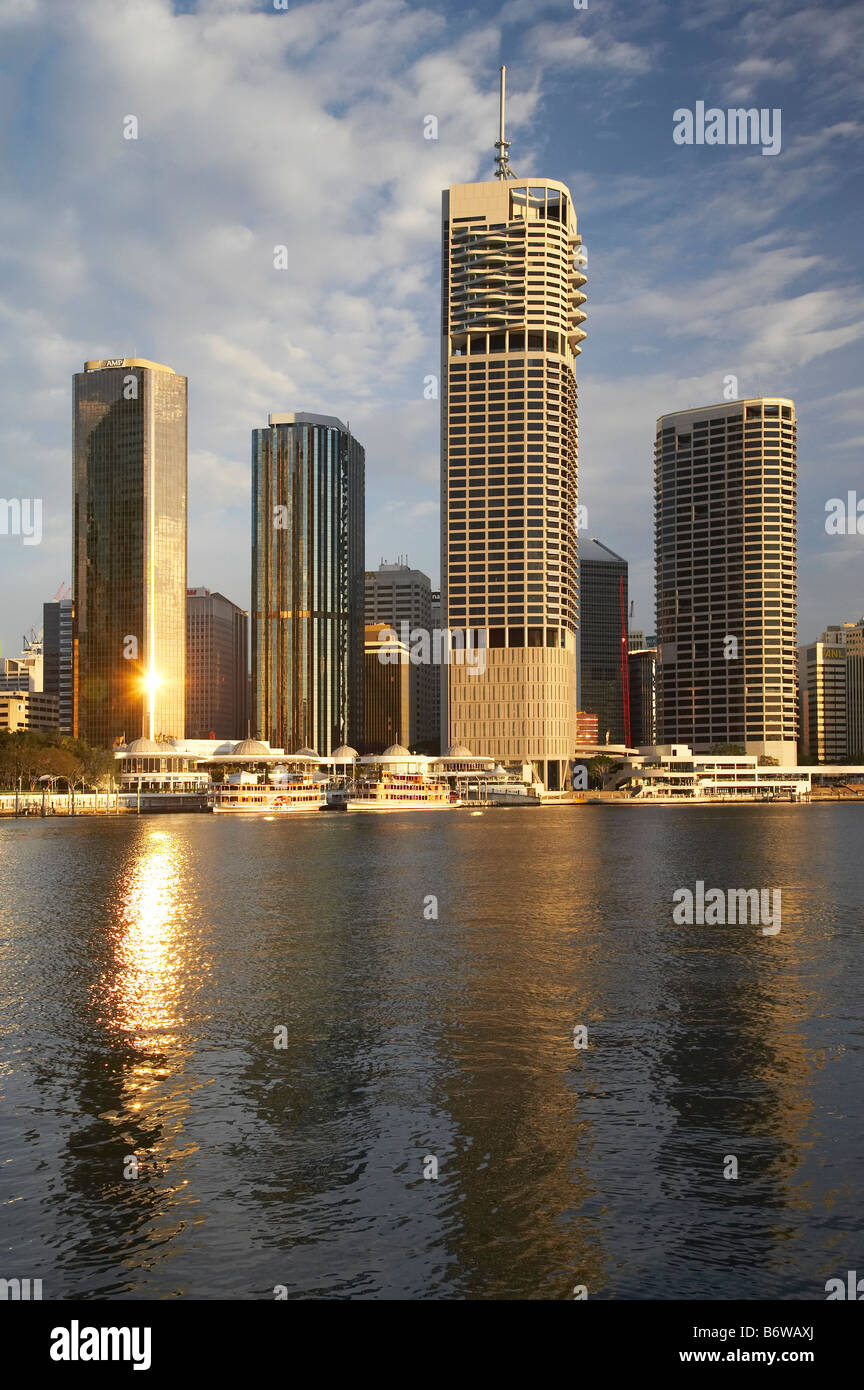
186;588;248;739
628;645;657;748
365;560;435;747
252;412;365;755
578;537;628;745
73;357;187;745
798;620;864;763
43;598;76;736
363;622;411;751
440;68;586;791
654;397;797;763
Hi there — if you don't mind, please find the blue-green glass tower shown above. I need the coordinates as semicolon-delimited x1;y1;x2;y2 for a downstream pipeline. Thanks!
252;412;365;754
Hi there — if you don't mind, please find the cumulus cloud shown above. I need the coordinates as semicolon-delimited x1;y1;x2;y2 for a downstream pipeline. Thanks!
0;0;861;654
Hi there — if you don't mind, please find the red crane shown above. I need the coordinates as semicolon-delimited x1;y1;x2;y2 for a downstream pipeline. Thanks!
620;575;631;747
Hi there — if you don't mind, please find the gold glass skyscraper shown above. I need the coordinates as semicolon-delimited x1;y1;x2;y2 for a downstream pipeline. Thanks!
440;76;587;790
73;358;187;746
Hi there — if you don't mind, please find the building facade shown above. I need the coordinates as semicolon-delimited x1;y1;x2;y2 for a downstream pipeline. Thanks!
579;537;628;745
365;560;435;747
430;588;442;751
363;623;411;751
575;710;599;745
252;411;365;754
798;621;864;763
186;588;248;739
0;691;58;732
847;620;864;762
73;357;187;747
440;158;587;790
43;598;77;736
0;634;43;694
629;646;657;748
655;397;797;763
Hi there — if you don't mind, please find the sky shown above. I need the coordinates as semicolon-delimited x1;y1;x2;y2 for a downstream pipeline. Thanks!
1;0;862;662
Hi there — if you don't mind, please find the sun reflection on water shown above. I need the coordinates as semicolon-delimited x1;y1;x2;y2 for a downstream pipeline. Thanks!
111;829;188;1051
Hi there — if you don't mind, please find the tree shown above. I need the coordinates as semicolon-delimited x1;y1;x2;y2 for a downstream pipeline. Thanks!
37;746;83;784
586;754;615;789
757;755;779;767
0;731;112;790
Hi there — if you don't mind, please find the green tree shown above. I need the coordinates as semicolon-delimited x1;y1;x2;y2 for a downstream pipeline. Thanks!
586;754;615;789
0;730;114;790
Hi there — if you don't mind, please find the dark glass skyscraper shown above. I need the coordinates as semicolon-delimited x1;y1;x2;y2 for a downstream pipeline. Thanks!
252;412;365;753
578;537;628;745
73;358;187;746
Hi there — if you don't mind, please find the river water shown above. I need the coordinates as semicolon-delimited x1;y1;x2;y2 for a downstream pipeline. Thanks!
0;806;861;1300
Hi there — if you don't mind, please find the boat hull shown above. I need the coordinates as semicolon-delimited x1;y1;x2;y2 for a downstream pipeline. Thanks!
346;800;457;811
211;804;325;814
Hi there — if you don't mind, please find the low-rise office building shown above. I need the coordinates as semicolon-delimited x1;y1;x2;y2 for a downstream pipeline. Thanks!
0;691;58;732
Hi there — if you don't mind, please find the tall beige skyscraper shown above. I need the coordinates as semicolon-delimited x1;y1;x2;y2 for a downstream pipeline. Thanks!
440;69;586;791
655;396;797;763
74;357;187;746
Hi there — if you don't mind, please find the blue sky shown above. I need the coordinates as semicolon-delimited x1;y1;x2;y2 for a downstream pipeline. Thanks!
1;0;862;662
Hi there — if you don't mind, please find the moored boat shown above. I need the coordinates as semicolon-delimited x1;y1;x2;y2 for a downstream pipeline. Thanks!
346;771;457;810
210;776;327;814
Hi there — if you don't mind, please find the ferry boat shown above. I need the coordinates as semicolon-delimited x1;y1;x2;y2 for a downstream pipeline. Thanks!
346;772;457;811
210;776;327;814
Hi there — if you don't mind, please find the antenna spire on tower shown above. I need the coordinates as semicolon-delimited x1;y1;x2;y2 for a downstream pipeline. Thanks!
494;65;517;180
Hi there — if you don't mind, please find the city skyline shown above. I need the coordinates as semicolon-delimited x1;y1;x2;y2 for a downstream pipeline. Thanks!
3;1;864;1325
1;0;862;664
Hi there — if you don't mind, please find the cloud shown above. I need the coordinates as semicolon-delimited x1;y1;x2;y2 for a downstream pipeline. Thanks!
0;0;862;659
525;23;654;74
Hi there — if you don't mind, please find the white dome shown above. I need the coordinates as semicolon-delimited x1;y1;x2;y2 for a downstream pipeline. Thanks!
232;739;269;756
